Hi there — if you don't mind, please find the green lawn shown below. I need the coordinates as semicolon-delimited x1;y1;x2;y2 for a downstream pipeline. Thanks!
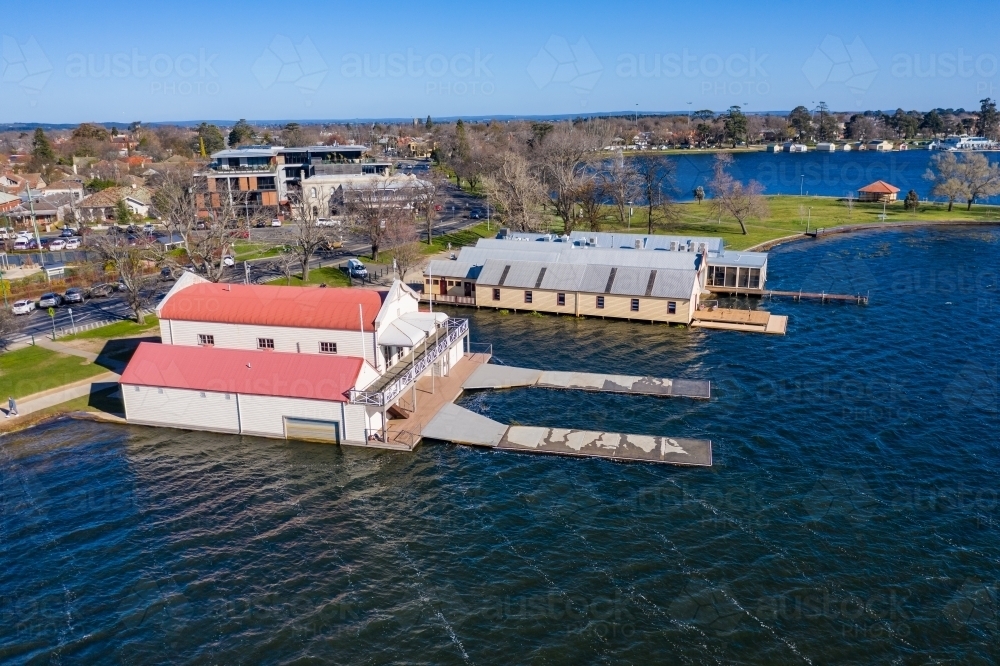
265;265;353;288
234;241;287;262
61;316;160;341
549;196;1000;250
0;345;108;399
422;222;494;254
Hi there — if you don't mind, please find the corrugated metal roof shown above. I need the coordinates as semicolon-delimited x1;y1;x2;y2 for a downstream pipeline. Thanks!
608;266;653;296
579;265;614;293
568;231;724;255
426;260;482;279
712;250;768;268
539;263;588;291
475;260;512;286
650;269;699;298
159;282;385;331
121;342;363;402
459;244;701;270
498;261;546;289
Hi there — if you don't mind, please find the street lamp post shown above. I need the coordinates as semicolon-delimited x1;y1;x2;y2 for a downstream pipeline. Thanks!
800;174;805;197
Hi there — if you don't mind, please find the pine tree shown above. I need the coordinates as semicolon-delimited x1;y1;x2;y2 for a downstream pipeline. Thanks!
32;128;55;163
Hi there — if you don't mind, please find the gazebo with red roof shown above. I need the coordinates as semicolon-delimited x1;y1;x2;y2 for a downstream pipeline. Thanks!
857;180;900;203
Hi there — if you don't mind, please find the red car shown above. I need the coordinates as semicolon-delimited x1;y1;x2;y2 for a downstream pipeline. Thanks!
434;204;442;212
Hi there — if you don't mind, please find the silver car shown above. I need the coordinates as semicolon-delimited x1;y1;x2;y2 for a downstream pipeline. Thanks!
38;292;63;308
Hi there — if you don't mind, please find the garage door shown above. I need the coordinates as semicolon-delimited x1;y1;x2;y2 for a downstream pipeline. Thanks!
283;417;340;443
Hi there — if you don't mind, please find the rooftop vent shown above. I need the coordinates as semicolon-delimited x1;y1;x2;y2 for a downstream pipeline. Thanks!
669;241;678;251
634;239;642;249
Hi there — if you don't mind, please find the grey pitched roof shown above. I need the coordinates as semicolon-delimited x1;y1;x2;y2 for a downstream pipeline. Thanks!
425;260;482;280
712;250;768;268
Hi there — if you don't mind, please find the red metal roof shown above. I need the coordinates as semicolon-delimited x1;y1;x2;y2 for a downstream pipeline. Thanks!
159;283;386;331
121;342;363;402
858;180;900;193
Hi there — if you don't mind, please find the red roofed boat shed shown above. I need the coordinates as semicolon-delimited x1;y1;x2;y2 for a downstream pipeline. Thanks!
121;342;380;442
857;180;900;203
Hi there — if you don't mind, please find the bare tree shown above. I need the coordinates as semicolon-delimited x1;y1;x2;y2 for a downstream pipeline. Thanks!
385;220;423;282
635;155;678;233
959;152;1000;210
0;306;23;347
90;234;163;324
709;154;768;235
287;191;331;282
603;155;641;228
536;125;605;234
481;151;545;232
346;177;422;261
150;167;198;244
576;180;607;232
185;187;260;282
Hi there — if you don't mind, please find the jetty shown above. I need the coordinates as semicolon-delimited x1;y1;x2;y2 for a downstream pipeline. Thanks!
692;307;788;335
764;290;869;304
364;349;713;466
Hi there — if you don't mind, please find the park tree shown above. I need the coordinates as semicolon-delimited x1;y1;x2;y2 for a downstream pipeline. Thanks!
920;110;945;136
603;155;641;228
787;106;813;141
723;106;748;147
480;151;545;232
977;98;999;140
576;180;607;232
536;124;605;234
709;153;768;235
904;189;919;211
635;155;679;233
815;102;839;141
286;190;333;281
959;152;1000;209
693;186;705;203
925;153;969;211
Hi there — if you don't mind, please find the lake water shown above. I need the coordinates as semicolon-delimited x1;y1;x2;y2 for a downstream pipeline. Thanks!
2;228;999;663
648;150;1000;203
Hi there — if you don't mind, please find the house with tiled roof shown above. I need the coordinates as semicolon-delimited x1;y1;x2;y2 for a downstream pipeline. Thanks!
43;179;85;201
78;185;153;222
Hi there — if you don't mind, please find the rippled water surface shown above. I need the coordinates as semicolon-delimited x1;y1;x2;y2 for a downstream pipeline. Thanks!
2;228;999;664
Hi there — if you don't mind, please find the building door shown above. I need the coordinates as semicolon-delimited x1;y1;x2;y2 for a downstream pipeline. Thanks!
284;417;340;444
464;281;472;297
439;278;447;295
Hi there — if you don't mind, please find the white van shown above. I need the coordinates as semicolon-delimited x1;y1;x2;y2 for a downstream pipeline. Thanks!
347;258;368;278
12;238;29;251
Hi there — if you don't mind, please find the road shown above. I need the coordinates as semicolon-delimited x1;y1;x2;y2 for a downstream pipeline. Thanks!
6;180;487;341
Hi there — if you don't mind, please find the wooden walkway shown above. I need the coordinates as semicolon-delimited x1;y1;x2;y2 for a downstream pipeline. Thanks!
381;352;492;450
692;308;788;335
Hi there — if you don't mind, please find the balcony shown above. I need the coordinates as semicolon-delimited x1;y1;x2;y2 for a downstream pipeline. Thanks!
349;318;468;407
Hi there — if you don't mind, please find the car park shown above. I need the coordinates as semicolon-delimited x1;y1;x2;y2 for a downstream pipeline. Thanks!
64;238;81;250
11;299;35;315
63;287;86;303
90;283;114;298
38;292;62;308
347;258;368;278
48;239;66;251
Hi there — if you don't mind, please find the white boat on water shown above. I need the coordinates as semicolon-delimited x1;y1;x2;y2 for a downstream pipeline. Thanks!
931;135;1000;151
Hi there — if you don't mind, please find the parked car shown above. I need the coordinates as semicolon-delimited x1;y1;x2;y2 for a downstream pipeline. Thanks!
195;221;208;230
115;279;127;291
434;204;442;211
38;292;63;308
254;219;268;228
347;258;368;278
89;283;114;298
64;238;81;250
11;299;35;315
160;266;177;280
271;218;282;227
28;238;48;250
12;238;29;251
0;228;15;240
316;218;339;227
48;239;66;251
63;287;86;304
143;223;154;234
106;225;125;235
59;227;76;238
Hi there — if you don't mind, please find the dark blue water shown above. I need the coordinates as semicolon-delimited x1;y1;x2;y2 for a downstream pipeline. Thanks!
2;228;999;663
649;150;1000;203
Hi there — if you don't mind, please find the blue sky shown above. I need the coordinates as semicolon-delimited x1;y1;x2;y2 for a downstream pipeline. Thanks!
2;0;999;123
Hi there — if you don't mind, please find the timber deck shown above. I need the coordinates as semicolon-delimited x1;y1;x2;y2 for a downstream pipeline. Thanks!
692;307;788;335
